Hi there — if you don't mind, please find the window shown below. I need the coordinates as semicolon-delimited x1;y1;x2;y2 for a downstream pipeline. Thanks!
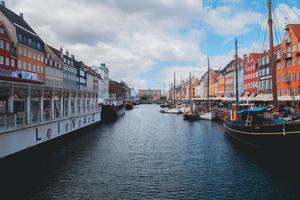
5;57;9;66
28;39;32;46
0;40;4;49
28;50;32;58
292;59;296;66
0;56;4;64
28;63;32;71
33;52;36;60
266;57;269;64
293;73;297;80
0;27;4;34
5;42;9;51
262;68;265;76
266;67;269;75
18;61;22;69
287;60;291;68
37;42;41;50
17;33;22;42
292;44;297;52
23;48;27;57
266;79;269;90
18;47;22;55
23;62;27;70
33;65;36;72
11;59;15;67
23;36;27;44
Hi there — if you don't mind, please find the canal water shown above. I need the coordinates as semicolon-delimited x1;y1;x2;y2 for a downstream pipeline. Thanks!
1;105;300;199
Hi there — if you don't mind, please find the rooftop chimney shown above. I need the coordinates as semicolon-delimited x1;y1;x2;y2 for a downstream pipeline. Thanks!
19;13;23;19
0;1;5;7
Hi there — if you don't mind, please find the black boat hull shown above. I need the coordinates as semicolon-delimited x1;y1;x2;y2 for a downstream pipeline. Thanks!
223;119;300;148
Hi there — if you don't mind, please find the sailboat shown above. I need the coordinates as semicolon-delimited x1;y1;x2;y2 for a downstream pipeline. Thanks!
183;72;199;120
199;58;216;120
223;0;300;148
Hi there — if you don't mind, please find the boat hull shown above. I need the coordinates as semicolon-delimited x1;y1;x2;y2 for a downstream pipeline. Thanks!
223;119;300;148
199;112;216;120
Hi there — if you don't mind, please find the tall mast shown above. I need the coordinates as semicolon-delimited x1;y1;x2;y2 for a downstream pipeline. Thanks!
173;72;176;103
268;0;278;110
181;75;183;101
235;38;239;108
189;72;192;102
207;57;210;102
163;82;165;98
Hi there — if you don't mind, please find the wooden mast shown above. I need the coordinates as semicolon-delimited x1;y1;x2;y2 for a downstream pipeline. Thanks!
207;57;210;102
268;0;278;110
235;38;239;110
181;75;183;101
173;72;176;104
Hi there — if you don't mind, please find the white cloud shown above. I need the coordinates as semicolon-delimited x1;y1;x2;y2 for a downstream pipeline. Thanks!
5;0;269;89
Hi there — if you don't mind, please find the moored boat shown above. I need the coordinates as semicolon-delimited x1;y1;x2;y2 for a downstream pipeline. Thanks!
223;106;300;148
199;111;216;120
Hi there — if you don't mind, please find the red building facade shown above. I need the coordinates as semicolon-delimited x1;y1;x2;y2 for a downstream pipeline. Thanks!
0;21;17;80
243;53;261;94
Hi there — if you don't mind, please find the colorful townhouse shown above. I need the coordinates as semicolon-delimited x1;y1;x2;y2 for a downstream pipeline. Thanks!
44;44;64;88
277;24;300;98
0;20;17;81
1;3;45;84
237;56;246;96
244;53;261;96
217;70;225;97
257;50;272;98
224;60;235;98
75;60;87;90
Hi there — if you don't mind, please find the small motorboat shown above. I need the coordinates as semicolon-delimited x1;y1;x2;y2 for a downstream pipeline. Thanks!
199;111;216;120
165;108;181;114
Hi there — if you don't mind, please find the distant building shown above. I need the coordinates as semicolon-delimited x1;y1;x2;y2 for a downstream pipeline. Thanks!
138;89;161;101
120;81;131;99
62;49;77;90
93;63;109;104
109;80;125;100
44;44;64;88
224;60;235;98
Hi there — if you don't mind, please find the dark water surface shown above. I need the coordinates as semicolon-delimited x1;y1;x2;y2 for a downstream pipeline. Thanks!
1;105;300;199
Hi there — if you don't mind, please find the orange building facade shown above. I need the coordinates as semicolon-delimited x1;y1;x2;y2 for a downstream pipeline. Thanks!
277;24;300;97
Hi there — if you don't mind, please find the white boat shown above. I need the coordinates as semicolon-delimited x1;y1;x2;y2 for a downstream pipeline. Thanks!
199;112;216;120
179;106;188;114
165;108;181;114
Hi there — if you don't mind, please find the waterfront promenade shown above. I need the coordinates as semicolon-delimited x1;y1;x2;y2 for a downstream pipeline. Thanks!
1;105;300;199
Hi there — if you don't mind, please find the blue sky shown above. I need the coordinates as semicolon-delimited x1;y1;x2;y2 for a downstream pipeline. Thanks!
8;0;300;90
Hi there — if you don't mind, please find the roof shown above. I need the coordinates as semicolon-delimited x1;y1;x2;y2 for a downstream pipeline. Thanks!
0;4;45;52
288;24;300;40
0;4;35;34
46;44;63;61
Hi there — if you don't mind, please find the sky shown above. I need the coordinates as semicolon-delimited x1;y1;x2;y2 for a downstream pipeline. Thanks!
6;0;300;90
